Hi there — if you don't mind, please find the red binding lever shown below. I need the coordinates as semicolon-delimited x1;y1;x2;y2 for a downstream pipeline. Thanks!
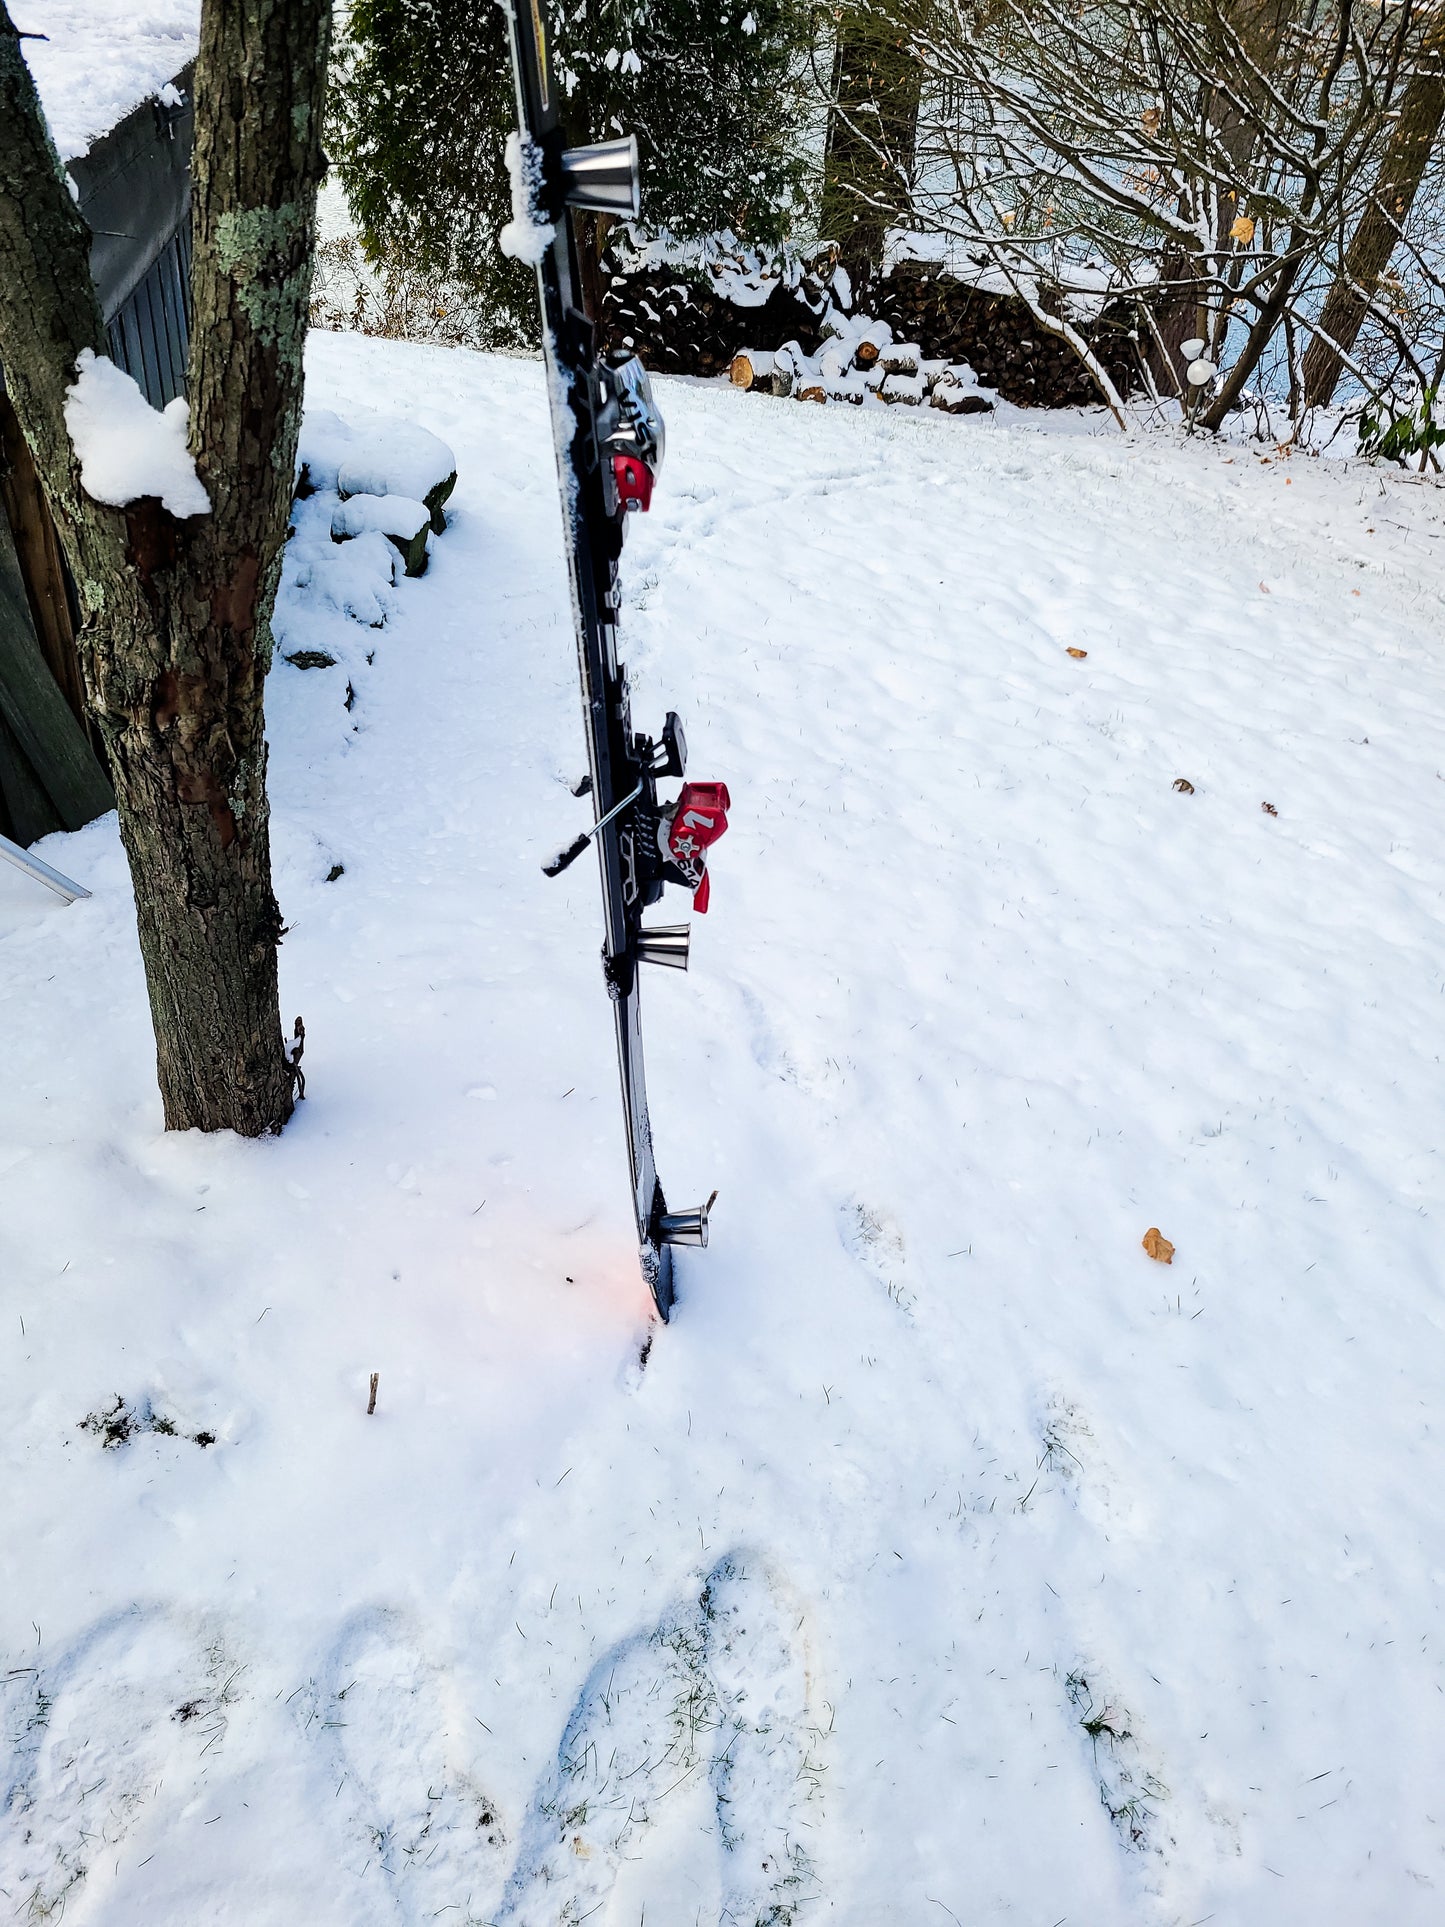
612;453;654;512
661;781;729;912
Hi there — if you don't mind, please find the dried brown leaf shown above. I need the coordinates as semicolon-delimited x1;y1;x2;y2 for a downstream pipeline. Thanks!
1142;1227;1175;1264
1067;647;1088;659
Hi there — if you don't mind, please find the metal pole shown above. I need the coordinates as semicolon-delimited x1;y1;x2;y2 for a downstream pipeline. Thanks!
0;831;90;903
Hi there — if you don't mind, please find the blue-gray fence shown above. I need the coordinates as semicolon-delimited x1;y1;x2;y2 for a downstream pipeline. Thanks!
70;75;195;410
105;222;193;409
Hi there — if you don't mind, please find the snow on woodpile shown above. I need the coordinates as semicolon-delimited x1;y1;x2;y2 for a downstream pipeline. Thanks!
22;0;199;160
603;227;1139;406
730;311;997;415
63;349;210;516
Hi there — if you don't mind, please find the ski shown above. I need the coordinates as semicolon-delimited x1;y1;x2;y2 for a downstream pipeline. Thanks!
501;1;729;1318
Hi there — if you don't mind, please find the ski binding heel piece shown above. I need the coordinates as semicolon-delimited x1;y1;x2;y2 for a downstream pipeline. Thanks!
596;357;665;517
658;1190;717;1248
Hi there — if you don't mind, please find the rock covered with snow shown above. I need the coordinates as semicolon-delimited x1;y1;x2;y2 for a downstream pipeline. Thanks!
292;405;456;601
331;494;431;543
287;512;396;632
299;409;457;531
337;433;456;523
331;493;431;577
63;349;210;518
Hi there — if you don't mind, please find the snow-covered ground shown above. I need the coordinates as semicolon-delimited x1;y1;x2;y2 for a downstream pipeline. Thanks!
5;334;1445;1925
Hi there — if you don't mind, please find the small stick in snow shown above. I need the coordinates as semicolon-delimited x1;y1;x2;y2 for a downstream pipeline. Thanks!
288;1016;306;1099
367;1372;379;1416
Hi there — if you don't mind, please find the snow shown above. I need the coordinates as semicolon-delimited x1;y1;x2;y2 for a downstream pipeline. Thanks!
63;349;210;518
6;330;1445;1924
499;131;555;267
612;225;796;310
299;408;457;511
22;1;199;160
331;493;431;544
338;433;457;508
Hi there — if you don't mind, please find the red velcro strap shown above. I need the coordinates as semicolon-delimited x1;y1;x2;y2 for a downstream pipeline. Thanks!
664;781;729;913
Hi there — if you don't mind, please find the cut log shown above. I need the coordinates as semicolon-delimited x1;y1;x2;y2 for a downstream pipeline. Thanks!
880;342;922;375
795;381;827;404
818;340;853;383
852;320;893;370
766;343;800;398
880;372;926;405
729;349;774;390
826;374;867;405
931;376;993;415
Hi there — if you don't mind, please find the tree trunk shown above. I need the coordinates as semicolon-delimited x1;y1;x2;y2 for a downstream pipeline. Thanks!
1144;0;1295;394
0;0;330;1135
1302;31;1445;407
820;5;922;291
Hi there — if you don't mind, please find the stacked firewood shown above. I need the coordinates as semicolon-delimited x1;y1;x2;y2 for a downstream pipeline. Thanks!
729;311;995;415
601;259;829;377
599;244;1141;410
867;264;1138;408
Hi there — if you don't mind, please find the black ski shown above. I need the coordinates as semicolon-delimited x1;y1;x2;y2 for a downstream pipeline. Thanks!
501;1;728;1318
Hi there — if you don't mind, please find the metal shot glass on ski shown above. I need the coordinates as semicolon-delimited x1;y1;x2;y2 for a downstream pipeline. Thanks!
501;0;729;1318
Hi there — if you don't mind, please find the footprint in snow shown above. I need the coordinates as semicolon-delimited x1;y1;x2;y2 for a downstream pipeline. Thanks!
840;1200;914;1318
500;1552;823;1926
703;1553;823;1926
738;985;818;1093
1031;1388;1153;1540
298;1607;506;1924
1063;1664;1171;1863
497;1597;709;1926
0;1608;237;1923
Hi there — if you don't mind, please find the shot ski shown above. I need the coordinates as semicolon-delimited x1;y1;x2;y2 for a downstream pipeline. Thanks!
501;2;728;1318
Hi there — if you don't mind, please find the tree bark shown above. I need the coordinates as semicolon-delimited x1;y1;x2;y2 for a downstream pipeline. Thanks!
0;0;330;1134
820;5;922;290
1143;0;1296;393
1302;28;1445;407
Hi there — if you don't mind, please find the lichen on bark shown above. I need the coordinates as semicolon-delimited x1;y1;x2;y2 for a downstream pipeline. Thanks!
215;202;308;346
